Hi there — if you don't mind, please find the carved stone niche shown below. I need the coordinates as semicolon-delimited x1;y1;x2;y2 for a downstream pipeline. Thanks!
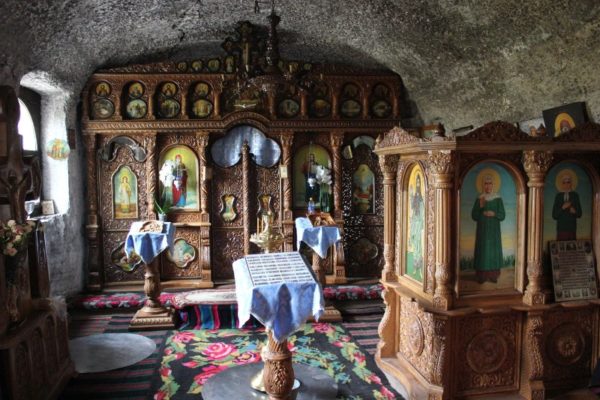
374;121;600;399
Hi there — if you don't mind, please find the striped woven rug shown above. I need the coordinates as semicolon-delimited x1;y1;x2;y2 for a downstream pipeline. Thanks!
341;312;382;355
60;314;168;400
60;305;384;399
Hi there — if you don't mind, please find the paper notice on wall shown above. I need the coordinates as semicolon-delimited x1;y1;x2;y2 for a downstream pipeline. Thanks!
549;239;598;302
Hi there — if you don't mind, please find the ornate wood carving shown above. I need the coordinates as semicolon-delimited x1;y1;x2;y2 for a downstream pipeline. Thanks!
526;313;544;380
427;150;455;310
398;297;434;381
376;288;397;358
379;154;399;282
543;308;593;382
83;132;103;290
161;228;201;279
330;130;344;213
458;121;534;142
196;131;210;216
242;141;250;255
522;150;553;305
144;134;157;218
431;317;448;386
376;125;421;149
262;331;295;400
456;313;518;393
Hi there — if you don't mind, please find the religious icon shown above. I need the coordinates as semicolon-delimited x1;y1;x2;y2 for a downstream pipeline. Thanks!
224;55;235;73
113;165;138;219
309;99;331;118
95;82;111;97
293;144;332;210
371;100;392;118
92;99;114;119
459;162;517;292
207;58;221;72
542;101;588;137
191;60;203;72
352;164;375;214
543;162;592;266
167;238;196;268
158;146;199;211
193;82;210;98
177;61;188;72
191;99;213;118
340;99;361;118
405;164;425;282
126;99;147;119
158;98;181;118
45;138;70;160
372;83;390;99
128;82;144;98
110;242;142;272
160;82;178;97
278;99;300;118
220;194;238;222
257;194;274;231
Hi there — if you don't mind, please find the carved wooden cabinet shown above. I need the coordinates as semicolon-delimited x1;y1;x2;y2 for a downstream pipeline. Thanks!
81;19;402;290
0;86;74;400
374;122;600;399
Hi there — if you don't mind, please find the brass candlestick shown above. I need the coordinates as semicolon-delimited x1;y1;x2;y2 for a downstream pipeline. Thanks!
250;212;283;253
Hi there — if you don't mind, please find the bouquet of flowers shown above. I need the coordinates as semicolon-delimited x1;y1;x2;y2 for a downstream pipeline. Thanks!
1;220;35;257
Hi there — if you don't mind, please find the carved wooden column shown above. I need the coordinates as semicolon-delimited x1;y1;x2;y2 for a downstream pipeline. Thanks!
83;132;102;291
330;130;344;219
428;150;455;310
523;150;553;305
197;131;211;217
197;131;212;283
431;316;450;394
144;133;157;219
279;132;294;252
379;154;399;282
330;130;346;283
331;82;340;119
299;90;308;118
212;78;222;118
361;83;370;119
522;311;545;400
376;288;397;358
392;82;401;119
242;141;251;255
262;331;294;400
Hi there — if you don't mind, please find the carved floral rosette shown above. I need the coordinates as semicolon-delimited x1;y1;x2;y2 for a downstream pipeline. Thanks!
543;308;593;382
456;313;519;394
399;297;434;381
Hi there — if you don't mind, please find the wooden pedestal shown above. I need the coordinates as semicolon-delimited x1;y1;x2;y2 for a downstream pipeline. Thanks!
129;258;177;330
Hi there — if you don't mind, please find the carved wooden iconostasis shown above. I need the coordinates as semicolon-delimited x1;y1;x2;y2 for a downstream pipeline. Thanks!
374;122;600;399
81;18;400;290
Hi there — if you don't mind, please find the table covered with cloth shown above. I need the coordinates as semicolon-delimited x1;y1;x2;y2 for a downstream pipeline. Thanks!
233;255;324;343
125;221;175;264
294;217;341;258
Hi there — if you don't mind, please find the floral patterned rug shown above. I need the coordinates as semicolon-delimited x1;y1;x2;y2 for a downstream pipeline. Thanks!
153;322;400;400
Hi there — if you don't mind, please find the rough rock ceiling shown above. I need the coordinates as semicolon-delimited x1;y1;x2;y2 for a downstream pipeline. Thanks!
1;0;600;130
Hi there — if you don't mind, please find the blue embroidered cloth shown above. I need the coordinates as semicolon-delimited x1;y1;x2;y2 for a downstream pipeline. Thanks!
233;255;324;343
125;222;175;264
295;217;341;258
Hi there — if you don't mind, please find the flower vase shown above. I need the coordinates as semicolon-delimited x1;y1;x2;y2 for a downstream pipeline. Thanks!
4;250;31;326
320;190;331;213
158;213;166;222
